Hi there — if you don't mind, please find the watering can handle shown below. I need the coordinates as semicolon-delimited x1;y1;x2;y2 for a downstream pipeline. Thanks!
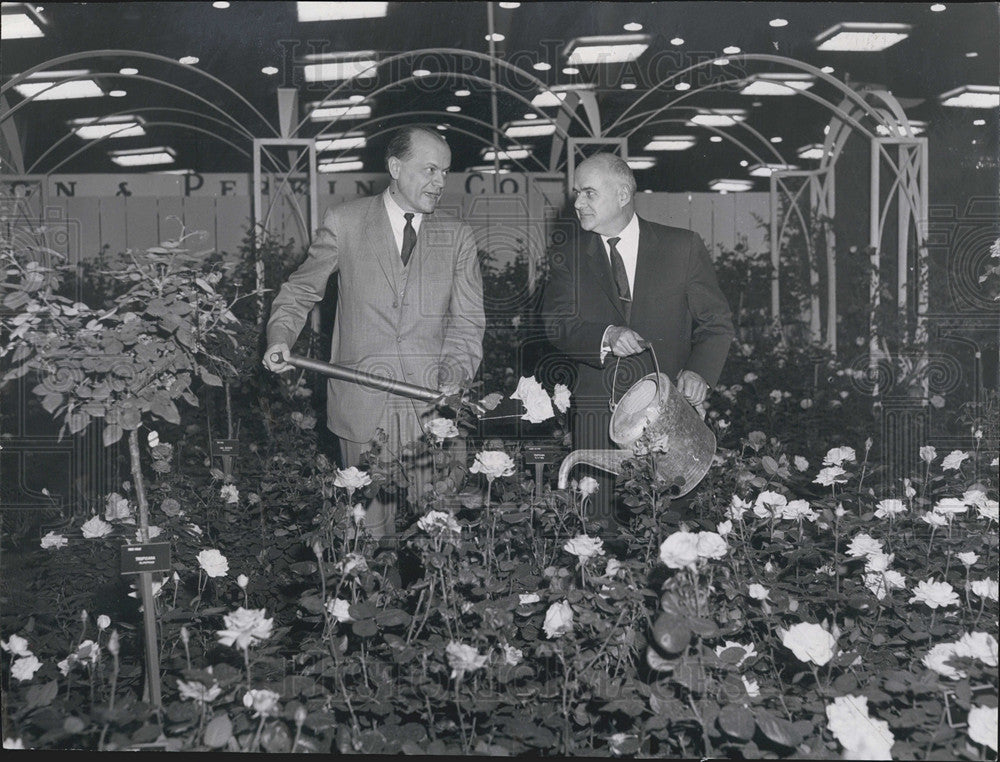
609;341;662;413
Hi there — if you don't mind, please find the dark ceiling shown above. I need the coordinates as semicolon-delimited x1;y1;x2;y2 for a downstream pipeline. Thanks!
2;1;998;195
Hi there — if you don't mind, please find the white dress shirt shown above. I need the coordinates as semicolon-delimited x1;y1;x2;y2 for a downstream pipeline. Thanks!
383;189;424;257
600;213;640;360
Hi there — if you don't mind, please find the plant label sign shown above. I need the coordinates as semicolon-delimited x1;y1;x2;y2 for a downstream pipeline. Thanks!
121;543;171;575
213;438;239;457
523;445;552;465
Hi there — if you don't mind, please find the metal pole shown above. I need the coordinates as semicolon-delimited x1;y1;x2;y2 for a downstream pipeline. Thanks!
487;2;500;191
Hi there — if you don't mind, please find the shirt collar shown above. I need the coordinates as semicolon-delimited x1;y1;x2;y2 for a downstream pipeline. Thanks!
383;189;423;228
600;212;638;250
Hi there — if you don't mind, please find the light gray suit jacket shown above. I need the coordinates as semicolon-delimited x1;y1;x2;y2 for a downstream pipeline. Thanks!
266;194;485;442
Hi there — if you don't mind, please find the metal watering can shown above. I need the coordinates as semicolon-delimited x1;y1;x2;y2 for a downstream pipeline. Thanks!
557;346;717;498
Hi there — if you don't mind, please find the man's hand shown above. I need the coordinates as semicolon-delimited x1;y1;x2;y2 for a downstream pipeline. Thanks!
676;369;708;408
263;342;293;373
606;326;646;357
438;382;462;397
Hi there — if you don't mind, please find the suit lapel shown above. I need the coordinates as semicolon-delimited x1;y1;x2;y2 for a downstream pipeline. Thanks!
631;218;661;321
584;232;626;321
362;198;400;291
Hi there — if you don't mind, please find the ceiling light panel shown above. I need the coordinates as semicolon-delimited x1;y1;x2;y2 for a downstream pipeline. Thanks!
71;115;146;140
318;157;365;172
626;157;656;170
710;179;754;192
748;162;799;177
482;147;530;161
14;78;103;100
308;99;372;121
814;22;911;51
797;144;825;159
296;2;388;22
688;109;747;127
739;73;815;96
316;132;366;151
644;135;697;151
503;120;556;138
2;11;44;38
563;34;650;65
110;147;176;167
939;85;1000;108
302;52;378;82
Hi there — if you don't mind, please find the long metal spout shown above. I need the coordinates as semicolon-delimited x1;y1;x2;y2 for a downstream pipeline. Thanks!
557;449;631;489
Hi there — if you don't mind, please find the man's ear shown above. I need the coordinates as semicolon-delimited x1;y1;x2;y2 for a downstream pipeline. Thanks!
387;156;401;179
618;184;631;208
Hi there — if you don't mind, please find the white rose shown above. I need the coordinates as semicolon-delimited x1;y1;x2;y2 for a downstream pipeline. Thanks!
957;551;979;567
104;492;133;522
695;531;728;560
236;574;249;589
543;601;574;639
1;634;32;658
416;510;462;535
197;548;229;578
753;490;787;519
445;641;489;680
501;643;523;666
334;467;371;491
352;504;367;525
716;520;732;537
11;655;42;682
823;446;856;467
919;445;936;464
780;499;817;522
510;376;555;423
933;497;968;515
814;466;848;486
243;688;281;717
326;598;353;623
793;455;809;472
957;632;998;668
219;484;240;504
470;450;516;480
96;615;111;631
81;516;114;539
826;694;870;745
564;534;605;561
846;533;883;558
518;593;541;606
425;417;459;442
909;578;960;609
842;717;894;760
576;476;599;498
659;532;700;569
41;531;68;550
747;583;770;601
968;705;999;752
969;579;1000;602
922;642;969;679
941;450;969;471
604;558;623;578
976;500;999;522
780;622;837;666
873;499;906;519
921;511;948;527
552;384;571;414
216;607;274;650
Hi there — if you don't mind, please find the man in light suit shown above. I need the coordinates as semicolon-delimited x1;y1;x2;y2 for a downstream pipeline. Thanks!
264;126;485;539
542;153;734;531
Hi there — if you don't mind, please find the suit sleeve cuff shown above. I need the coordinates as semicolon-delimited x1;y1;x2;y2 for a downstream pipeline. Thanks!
600;325;614;364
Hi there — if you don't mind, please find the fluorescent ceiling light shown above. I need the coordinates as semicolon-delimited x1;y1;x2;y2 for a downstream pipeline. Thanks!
302;52;377;82
71;115;146;140
498;2;520;8
482;147;530;161
723;46;741;55
467;165;511;174
531;83;593;108
675;82;691;91
709;136;723;143
739;73;815;96
533;62;552;72
445;105;461;112
973;119;986;126
821;66;835;74
626;157;656;170
710;179;754;192
644;135;696;151
563;34;650;65
2;11;44;38
930;3;946;11
454;89;471;97
110;147;176;167
179;56;199;65
262;66;279;76
939;85;999;108
308;100;372;121
412;68;431;78
109;90;127;98
670;37;685;46
797;143;824;159
688;109;747;127
814;22;911;52
485;32;505;42
562;66;579;75
875;120;926;136
318;157;364;173
14;77;103;101
748;162;799;177
119;67;138;75
296;2;387;21
522;113;538;120
316;132;366;151
504;120;556;138
770;18;788;28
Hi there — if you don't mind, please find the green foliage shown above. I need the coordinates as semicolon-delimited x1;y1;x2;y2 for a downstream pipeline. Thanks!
1;223;244;444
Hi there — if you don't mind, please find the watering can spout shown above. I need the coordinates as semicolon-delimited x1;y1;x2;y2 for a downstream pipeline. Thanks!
557;449;631;489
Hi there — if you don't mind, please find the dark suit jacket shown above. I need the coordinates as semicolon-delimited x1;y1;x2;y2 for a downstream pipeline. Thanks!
541;215;734;449
267;194;485;442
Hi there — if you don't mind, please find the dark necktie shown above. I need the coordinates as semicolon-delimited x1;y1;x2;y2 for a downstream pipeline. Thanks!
607;236;631;307
401;212;416;266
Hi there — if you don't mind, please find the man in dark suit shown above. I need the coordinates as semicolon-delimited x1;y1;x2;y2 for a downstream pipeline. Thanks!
542;153;734;530
264;126;485;540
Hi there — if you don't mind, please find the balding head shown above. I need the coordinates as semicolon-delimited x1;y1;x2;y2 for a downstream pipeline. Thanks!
572;153;636;236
